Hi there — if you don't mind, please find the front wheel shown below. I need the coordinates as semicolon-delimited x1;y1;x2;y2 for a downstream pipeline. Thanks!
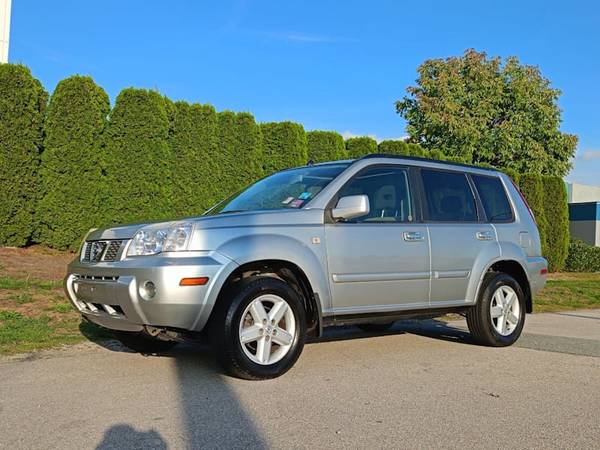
210;277;306;380
466;272;526;346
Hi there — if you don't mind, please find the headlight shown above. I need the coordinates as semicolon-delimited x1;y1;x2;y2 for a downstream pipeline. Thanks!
127;222;193;256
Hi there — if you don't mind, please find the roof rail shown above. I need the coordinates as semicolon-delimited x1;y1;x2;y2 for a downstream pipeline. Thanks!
357;153;499;172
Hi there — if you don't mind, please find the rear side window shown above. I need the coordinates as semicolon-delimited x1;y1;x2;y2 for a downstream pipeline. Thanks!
472;175;513;222
421;169;477;222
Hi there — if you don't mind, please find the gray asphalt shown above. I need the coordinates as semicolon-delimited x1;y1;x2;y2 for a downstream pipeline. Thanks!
1;310;599;450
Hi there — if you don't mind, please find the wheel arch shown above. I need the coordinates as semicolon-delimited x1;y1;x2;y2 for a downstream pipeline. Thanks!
209;259;323;337
483;259;532;313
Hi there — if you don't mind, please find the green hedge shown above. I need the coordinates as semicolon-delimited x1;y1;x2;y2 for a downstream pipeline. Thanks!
378;139;409;155
542;176;570;272
260;121;308;175
215;111;264;200
518;174;549;260
565;240;600;272
0;64;47;246
103;88;173;225
36;76;110;250
307;131;347;162
346;136;377;158
170;101;219;216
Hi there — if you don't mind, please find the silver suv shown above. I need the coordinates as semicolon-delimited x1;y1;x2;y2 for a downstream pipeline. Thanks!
65;155;547;379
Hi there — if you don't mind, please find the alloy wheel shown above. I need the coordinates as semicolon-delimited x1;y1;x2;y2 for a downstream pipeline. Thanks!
489;285;520;336
238;294;296;365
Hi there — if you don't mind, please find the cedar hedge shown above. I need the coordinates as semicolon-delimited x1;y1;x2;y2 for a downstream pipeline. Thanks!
36;76;110;250
215;111;263;200
518;174;549;258
103;88;173;225
307;131;347;162
0;64;47;246
542;176;570;272
345;136;377;158
378;139;410;156
170;101;220;216
260;121;307;176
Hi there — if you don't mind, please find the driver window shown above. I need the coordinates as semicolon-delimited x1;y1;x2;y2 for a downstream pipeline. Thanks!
337;166;413;223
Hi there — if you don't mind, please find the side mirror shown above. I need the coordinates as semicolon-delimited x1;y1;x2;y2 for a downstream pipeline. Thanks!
332;195;370;221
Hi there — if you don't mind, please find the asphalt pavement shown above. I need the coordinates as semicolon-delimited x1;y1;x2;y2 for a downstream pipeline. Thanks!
1;310;599;449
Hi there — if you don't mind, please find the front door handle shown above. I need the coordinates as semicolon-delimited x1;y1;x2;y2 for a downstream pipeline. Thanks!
475;231;494;241
403;231;425;242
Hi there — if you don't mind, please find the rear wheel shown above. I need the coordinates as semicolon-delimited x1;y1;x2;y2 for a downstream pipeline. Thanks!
357;322;394;332
114;331;177;353
210;277;306;380
467;272;526;346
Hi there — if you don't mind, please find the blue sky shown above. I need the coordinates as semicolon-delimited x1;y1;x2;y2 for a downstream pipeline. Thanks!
8;0;600;184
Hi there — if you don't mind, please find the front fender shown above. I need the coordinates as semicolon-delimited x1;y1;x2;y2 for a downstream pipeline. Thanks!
191;232;330;331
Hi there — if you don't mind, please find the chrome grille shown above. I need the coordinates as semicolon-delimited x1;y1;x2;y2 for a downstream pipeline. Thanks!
81;240;125;262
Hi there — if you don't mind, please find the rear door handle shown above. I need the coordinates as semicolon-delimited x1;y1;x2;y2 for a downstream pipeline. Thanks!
475;231;494;241
403;231;425;242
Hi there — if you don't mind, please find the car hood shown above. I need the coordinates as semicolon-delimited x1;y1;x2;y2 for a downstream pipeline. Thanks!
85;209;324;241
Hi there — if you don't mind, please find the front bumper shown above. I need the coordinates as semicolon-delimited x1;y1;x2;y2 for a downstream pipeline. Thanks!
64;250;236;333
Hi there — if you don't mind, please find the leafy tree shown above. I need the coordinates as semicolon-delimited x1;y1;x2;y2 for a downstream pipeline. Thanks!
170;101;219;216
396;49;577;176
104;88;172;225
346;136;377;158
307;131;347;163
542;176;570;272
0;64;47;246
260;121;308;175
36;76;110;249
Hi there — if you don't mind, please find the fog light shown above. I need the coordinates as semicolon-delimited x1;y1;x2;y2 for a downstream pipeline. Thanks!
140;280;156;300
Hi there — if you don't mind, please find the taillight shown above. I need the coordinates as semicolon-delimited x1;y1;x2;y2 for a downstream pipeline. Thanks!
510;178;536;224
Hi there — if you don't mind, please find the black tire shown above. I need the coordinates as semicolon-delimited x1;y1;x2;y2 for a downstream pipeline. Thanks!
209;276;306;380
357;322;394;332
466;272;526;347
114;331;178;354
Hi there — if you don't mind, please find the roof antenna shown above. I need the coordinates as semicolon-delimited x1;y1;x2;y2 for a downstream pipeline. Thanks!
307;159;314;166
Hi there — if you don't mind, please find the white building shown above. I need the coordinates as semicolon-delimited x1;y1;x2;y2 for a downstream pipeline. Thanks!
0;0;11;63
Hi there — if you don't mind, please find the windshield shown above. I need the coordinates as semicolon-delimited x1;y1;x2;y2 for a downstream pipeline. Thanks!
205;163;350;215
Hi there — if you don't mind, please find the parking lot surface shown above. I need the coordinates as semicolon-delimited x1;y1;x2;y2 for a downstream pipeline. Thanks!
1;310;599;449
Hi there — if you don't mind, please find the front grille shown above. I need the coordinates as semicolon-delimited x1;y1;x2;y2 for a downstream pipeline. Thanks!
81;240;125;262
104;240;123;261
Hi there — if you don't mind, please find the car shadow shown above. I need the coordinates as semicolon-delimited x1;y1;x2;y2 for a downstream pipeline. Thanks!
82;317;474;448
95;424;167;450
83;325;268;448
310;318;475;345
